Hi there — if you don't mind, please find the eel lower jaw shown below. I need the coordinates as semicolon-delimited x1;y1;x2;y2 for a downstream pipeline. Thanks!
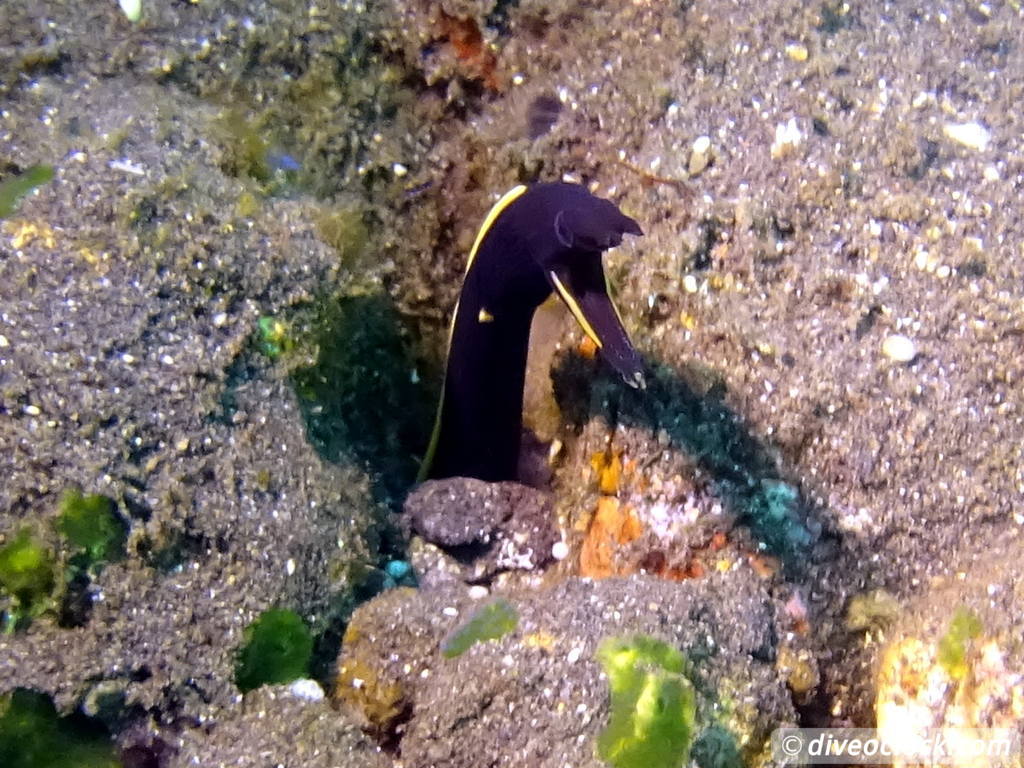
547;266;647;391
626;369;647;390
603;349;647;391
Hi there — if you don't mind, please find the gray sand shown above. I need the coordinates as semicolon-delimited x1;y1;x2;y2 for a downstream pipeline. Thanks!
1;0;1022;765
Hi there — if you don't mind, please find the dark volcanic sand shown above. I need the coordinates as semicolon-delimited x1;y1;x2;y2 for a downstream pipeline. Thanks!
2;0;1022;765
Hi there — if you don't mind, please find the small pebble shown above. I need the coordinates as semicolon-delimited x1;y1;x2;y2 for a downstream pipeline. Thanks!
384;559;412;580
287;679;325;701
943;121;990;151
785;42;809;62
551;541;569;560
392;162;408;177
882;334;917;362
0;334;8;347
468;585;489;600
771;118;803;159
688;135;713;176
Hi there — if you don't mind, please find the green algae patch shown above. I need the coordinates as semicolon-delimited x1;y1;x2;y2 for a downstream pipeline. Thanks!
235;608;313;692
0;165;54;219
0;688;120;768
596;635;696;768
441;598;518;658
216;109;273;184
937;607;983;680
315;206;368;267
691;724;744;768
0;529;56;630
56;490;127;569
257;315;292;359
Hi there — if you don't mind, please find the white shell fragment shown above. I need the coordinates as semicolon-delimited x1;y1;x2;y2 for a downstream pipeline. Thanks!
287;679;325;701
771;118;803;159
942;121;991;151
118;0;142;22
882;334;917;362
688;135;713;176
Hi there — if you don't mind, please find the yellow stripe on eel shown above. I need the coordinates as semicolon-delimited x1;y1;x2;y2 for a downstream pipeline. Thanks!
465;185;528;274
549;270;603;349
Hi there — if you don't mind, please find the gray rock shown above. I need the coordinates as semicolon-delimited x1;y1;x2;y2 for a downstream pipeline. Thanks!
336;570;795;768
404;478;558;582
168;684;390;768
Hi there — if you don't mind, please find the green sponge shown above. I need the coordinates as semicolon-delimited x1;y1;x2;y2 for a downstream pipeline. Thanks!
56;490;126;569
235;609;313;692
0;529;56;628
596;635;697;768
937;607;983;680
441;598;519;659
0;688;119;768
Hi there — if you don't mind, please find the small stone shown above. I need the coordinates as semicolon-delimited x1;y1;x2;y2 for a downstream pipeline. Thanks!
24;404;41;416
943;121;990;151
846;589;901;632
777;646;819;694
687;135;713;176
287;678;325;701
771;118;803;159
392;163;408;177
882;334;917;363
964;236;984;253
682;274;698;293
212;312;228;327
385;559;411;580
468;585;489;600
403;478;557;582
551;541;569;560
785;42;809;62
0;334;8;347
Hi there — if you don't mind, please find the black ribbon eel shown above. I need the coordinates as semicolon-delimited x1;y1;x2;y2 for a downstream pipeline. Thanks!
420;182;645;482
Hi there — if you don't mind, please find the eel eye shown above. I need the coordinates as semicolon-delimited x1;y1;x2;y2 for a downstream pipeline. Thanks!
554;206;637;251
554;207;618;250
